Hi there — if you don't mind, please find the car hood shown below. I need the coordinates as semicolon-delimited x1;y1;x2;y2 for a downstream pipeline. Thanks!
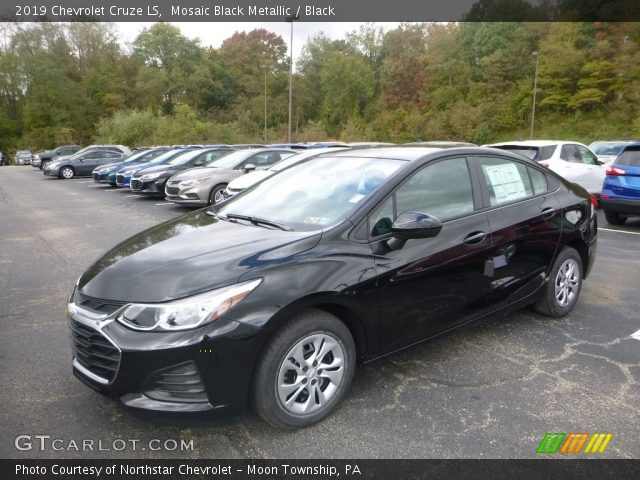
228;170;274;190
170;166;225;181
78;209;321;303
135;164;176;176
117;161;155;174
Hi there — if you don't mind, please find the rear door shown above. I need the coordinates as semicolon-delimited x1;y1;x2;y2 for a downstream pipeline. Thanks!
610;148;640;198
372;156;493;353
555;144;598;192
76;152;103;175
473;155;562;312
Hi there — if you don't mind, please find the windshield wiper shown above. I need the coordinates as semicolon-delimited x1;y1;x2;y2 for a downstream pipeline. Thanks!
224;213;293;231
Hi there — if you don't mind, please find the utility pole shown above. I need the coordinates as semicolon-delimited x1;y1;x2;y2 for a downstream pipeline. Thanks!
530;51;539;140
264;68;267;144
285;15;299;143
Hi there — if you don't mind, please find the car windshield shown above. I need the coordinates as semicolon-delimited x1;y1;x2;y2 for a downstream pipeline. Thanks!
495;145;556;161
147;149;188;165
217;156;403;231
167;149;206;165
616;149;640;166
270;149;341;172
592;143;630;156
122;149;161;164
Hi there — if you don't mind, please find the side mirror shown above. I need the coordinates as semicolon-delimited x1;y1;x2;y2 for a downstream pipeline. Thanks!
391;211;443;239
244;163;256;173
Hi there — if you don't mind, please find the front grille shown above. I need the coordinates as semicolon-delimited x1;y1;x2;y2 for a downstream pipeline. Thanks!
75;292;125;315
70;320;120;383
115;173;125;185
130;179;143;191
92;173;99;180
143;362;209;404
166;186;180;195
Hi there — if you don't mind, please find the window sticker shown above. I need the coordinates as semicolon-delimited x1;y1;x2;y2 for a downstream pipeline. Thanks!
482;163;527;203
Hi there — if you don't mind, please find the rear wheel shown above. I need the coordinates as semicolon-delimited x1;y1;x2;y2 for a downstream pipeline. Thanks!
208;183;227;205
59;166;75;179
604;211;627;225
253;309;356;429
533;247;583;318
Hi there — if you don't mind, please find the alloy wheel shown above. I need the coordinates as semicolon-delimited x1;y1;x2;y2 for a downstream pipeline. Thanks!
554;258;580;308
276;333;345;415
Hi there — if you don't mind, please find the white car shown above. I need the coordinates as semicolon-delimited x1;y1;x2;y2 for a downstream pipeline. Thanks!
589;140;637;165
485;140;606;194
223;147;349;199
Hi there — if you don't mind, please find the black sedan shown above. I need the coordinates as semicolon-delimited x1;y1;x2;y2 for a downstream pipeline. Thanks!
67;147;597;428
129;147;235;196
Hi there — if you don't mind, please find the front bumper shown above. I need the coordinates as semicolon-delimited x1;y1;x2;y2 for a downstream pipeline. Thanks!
43;165;60;176
115;173;132;187
130;178;167;196
165;182;208;206
67;301;266;415
93;172;111;183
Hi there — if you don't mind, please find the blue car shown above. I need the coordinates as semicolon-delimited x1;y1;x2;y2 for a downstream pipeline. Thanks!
114;148;196;187
601;143;640;225
93;148;172;186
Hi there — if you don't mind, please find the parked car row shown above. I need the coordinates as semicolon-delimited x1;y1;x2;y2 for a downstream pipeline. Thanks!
65;144;598;428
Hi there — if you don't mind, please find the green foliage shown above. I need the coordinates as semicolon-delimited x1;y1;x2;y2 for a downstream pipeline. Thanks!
2;21;640;152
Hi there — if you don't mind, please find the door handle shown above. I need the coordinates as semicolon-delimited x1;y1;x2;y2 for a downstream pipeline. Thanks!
540;207;555;218
463;231;486;245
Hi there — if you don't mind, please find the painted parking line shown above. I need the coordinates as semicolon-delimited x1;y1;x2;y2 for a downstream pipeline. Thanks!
599;227;640;236
155;202;174;206
631;330;640;341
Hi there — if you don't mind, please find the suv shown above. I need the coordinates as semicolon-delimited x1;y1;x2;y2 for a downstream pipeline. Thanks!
33;145;81;169
486;140;605;195
601;143;640;225
15;150;33;165
44;148;127;179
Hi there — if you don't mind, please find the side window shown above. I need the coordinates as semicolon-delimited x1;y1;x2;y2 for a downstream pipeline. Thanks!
104;151;121;159
540;145;557;160
527;166;547;195
83;152;102;159
367;157;475;237
577;146;598;165
369;197;394;237
561;144;581;163
478;156;533;206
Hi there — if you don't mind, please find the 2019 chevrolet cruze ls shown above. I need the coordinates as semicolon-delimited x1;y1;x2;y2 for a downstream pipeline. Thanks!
67;147;597;429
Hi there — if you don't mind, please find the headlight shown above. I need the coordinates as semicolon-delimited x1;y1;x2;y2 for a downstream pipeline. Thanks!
180;177;211;187
140;171;163;181
116;279;261;331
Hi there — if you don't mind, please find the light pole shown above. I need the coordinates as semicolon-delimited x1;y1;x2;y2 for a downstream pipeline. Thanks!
264;67;268;144
530;51;539;140
285;15;299;143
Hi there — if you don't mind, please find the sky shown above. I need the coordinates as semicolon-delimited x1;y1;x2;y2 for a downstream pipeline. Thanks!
116;22;402;62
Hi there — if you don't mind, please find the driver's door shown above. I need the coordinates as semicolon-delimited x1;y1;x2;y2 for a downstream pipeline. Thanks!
370;157;493;354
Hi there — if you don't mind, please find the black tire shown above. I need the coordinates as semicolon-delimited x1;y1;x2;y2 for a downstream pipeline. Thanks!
208;183;227;205
59;166;75;179
533;247;583;318
604;211;627;226
253;309;356;429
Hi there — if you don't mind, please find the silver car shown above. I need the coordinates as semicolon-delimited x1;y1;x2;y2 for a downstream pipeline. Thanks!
165;148;297;206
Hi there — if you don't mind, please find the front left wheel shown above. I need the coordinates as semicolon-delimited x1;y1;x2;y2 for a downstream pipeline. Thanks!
59;166;75;179
253;309;356;429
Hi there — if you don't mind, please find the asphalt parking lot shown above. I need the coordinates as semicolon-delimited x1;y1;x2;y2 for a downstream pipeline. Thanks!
1;166;639;459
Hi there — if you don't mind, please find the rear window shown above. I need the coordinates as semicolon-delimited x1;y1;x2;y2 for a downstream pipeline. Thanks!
616;149;640;166
494;145;556;161
592;144;629;156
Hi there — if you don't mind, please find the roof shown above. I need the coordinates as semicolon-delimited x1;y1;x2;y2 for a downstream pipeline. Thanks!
485;140;563;147
329;146;453;161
